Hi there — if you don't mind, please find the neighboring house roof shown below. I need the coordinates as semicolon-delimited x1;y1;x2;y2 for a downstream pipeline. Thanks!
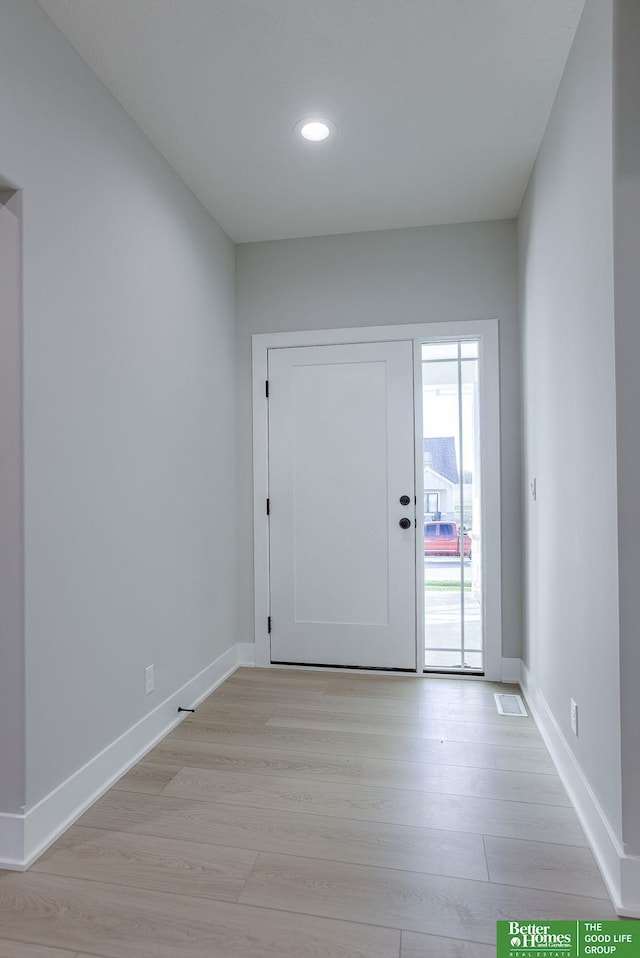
423;437;459;485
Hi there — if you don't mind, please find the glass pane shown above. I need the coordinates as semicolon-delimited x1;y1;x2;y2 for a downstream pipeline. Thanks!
421;342;458;362
460;341;479;359
424;650;468;670
422;341;482;673
462;651;483;670
460;356;481;662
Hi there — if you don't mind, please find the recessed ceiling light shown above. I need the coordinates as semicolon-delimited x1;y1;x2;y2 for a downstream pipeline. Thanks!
295;117;336;143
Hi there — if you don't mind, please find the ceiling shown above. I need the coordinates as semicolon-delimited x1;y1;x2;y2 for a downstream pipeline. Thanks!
36;0;585;243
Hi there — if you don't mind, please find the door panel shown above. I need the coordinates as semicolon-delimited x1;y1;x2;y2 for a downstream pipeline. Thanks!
268;341;416;669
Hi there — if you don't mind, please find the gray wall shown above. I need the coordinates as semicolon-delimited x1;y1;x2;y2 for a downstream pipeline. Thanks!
236;221;522;661
613;0;640;857
518;0;622;839
0;0;237;809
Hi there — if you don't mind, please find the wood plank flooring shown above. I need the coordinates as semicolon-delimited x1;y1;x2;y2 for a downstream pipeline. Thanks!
0;667;618;956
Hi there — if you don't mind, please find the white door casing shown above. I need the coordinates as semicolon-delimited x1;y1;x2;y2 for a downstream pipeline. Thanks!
267;341;417;669
252;321;502;680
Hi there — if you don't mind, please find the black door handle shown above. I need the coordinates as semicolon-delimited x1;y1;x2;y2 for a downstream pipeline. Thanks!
398;517;411;530
399;495;411;506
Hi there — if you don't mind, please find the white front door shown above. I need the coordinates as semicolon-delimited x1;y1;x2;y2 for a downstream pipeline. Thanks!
267;340;417;669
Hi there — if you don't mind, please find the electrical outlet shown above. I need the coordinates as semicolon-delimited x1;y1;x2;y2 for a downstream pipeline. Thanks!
570;698;578;736
145;665;154;695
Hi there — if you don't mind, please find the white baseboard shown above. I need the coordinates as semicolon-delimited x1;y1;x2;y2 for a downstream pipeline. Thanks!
521;663;640;918
501;657;522;684
0;642;251;871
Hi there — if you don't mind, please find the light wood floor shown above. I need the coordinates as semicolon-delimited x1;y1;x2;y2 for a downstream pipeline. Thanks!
0;668;618;957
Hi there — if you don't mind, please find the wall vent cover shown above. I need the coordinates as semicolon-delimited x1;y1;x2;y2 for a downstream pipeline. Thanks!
494;692;528;717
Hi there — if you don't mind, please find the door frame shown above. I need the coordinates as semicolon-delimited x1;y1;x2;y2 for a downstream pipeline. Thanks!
252;320;502;680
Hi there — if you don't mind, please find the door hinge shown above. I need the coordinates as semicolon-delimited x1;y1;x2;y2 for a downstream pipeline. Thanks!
265;380;269;398
266;498;270;516
267;616;272;634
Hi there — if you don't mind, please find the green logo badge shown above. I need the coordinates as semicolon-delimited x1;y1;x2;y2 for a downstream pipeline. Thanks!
497;921;640;958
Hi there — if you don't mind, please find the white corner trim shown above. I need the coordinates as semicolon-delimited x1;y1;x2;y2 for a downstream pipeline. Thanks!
0;812;26;871
501;657;522;684
521;663;640;918
620;855;640;919
237;642;256;666
0;642;253;871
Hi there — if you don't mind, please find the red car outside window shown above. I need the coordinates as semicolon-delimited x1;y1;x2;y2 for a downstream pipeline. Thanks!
424;521;471;557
